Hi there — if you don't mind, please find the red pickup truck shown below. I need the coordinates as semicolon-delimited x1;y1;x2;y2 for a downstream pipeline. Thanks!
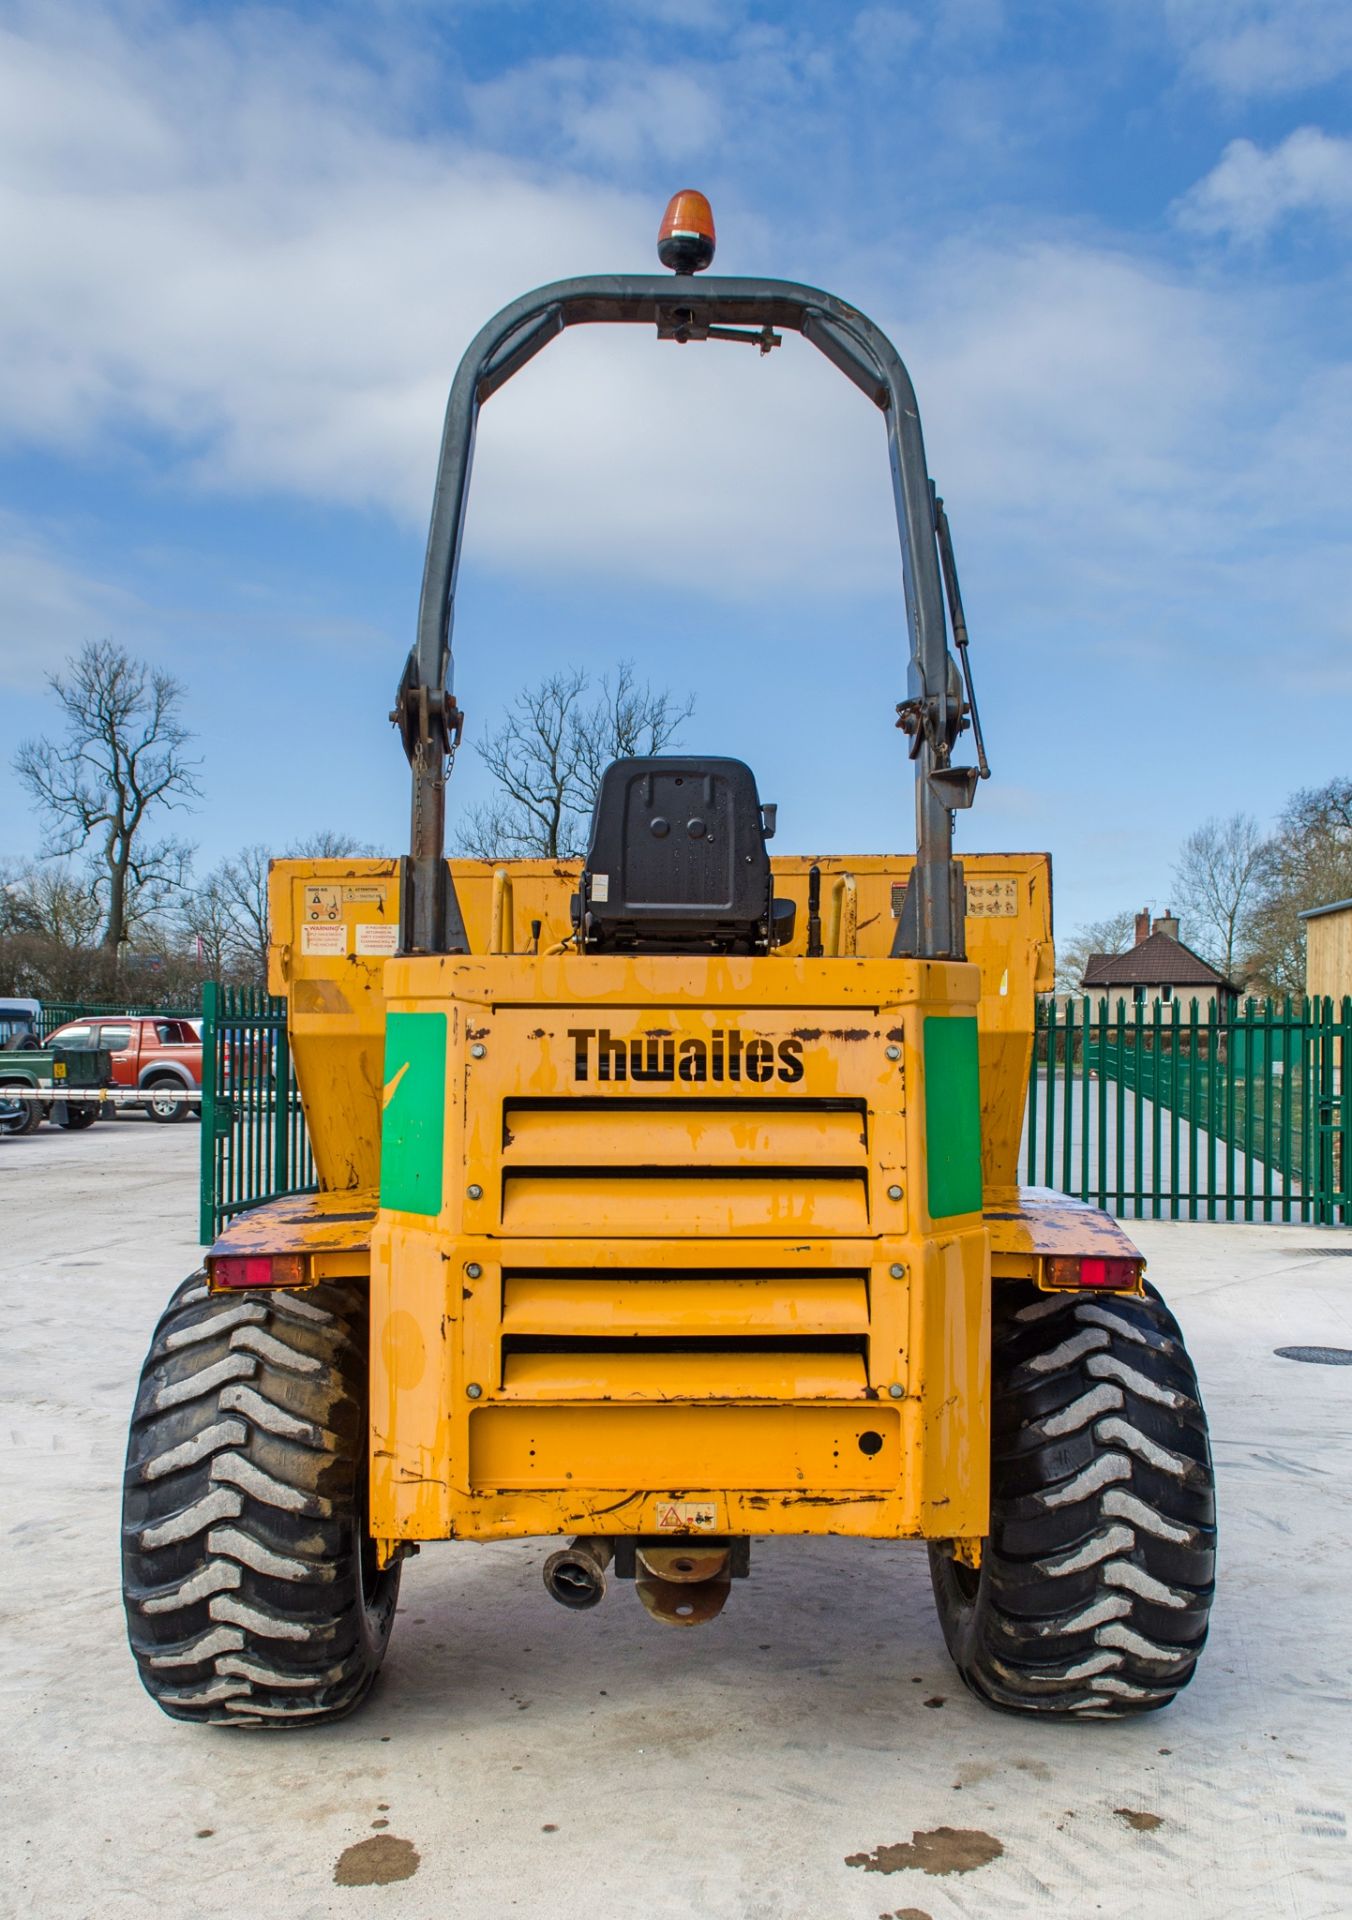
46;1014;202;1122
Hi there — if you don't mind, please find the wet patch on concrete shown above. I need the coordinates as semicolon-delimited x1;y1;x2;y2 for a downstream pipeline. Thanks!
1115;1808;1164;1832
847;1828;1004;1877
333;1835;421;1885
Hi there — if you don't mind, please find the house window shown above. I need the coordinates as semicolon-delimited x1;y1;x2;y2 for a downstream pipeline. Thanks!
1161;984;1173;1003
1133;985;1147;1007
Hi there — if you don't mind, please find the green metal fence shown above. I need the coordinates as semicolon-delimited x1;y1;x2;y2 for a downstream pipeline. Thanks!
199;983;315;1243
1027;996;1350;1224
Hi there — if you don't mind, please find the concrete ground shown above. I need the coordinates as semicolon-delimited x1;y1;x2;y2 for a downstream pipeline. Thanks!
3;1122;1351;1920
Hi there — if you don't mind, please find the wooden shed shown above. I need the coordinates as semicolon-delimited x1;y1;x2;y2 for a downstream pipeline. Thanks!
1301;898;1352;1002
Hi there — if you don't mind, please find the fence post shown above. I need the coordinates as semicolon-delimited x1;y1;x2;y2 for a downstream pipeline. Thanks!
273;1005;291;1199
199;979;219;1245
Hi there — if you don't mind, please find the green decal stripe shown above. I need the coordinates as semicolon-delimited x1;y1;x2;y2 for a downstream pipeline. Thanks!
380;1012;447;1215
923;1014;983;1219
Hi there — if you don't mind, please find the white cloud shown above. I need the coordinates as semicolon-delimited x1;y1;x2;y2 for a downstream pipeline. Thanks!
1162;0;1352;97
0;515;147;691
1176;127;1352;240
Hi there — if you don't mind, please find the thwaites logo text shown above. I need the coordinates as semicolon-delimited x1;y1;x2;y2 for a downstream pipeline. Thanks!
568;1027;804;1084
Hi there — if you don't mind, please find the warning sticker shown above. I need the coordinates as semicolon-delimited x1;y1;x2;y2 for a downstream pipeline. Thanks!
591;873;610;903
966;878;1019;918
355;922;399;956
654;1500;719;1533
344;885;386;903
301;923;347;956
303;885;342;924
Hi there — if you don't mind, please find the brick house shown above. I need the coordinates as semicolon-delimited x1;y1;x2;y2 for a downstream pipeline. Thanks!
1080;910;1238;1016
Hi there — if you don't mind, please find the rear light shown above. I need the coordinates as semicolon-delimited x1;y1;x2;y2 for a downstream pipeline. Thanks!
1043;1254;1143;1293
210;1252;308;1290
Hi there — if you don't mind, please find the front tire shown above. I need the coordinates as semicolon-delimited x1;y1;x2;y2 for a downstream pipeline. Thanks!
122;1273;399;1726
57;1107;99;1131
930;1281;1215;1717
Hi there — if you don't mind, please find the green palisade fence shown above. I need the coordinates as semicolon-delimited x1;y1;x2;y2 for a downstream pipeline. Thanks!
1026;996;1350;1225
199;983;316;1243
36;998;199;1039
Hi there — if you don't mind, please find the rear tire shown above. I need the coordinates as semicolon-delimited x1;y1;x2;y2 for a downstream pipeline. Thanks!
929;1281;1215;1717
122;1272;399;1726
144;1078;190;1122
57;1107;98;1131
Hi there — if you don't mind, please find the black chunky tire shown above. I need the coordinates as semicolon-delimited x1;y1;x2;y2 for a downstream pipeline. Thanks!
57;1107;98;1130
930;1281;1216;1717
122;1273;400;1727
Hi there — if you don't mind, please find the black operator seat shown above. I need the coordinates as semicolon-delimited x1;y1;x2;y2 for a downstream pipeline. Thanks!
572;756;796;954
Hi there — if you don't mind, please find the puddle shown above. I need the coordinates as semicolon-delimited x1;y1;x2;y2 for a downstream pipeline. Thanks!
847;1828;1004;1877
333;1835;421;1885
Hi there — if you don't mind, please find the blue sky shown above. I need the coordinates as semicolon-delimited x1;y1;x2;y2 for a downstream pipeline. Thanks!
2;0;1350;938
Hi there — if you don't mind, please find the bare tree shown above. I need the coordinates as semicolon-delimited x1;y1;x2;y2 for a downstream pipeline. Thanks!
14;641;200;951
1171;813;1268;982
1246;777;1352;993
190;831;381;984
0;859;103;947
458;661;695;860
1055;909;1136;995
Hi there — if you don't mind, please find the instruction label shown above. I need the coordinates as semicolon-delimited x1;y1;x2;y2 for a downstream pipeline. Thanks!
303;885;342;923
344;885;386;904
301;923;347;956
654;1500;719;1533
355;922;399;956
966;878;1019;918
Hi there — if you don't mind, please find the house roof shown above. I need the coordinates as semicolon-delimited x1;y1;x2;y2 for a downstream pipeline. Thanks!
1299;898;1352;922
1081;931;1232;990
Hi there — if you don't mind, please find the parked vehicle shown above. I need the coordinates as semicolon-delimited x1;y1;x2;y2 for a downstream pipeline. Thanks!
0;1000;113;1134
46;1014;202;1122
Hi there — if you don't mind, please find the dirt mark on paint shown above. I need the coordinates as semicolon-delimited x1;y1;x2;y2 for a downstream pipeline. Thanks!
847;1828;1004;1877
333;1835;421;1885
1115;1808;1164;1832
880;1909;933;1920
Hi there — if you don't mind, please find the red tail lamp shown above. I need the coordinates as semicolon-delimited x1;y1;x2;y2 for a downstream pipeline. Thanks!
1043;1255;1143;1293
210;1252;308;1290
658;190;716;273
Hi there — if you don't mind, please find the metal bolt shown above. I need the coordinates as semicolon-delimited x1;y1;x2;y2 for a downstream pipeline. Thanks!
887;1185;903;1201
889;1263;905;1279
885;1045;901;1061
888;1383;904;1399
466;1382;483;1400
466;1262;482;1279
467;1183;483;1200
471;1043;486;1059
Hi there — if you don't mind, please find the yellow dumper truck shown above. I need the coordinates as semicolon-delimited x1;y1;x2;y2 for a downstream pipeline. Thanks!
122;193;1215;1726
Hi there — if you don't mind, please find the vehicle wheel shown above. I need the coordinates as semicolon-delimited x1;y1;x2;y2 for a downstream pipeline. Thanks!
0;1082;42;1135
58;1107;99;1131
144;1078;190;1123
122;1272;400;1727
929;1281;1215;1717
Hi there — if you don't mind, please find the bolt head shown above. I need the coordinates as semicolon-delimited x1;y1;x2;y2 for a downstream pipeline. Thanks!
885;1044;901;1060
466;1382;483;1400
466;1262;482;1279
887;1184;903;1201
888;1382;904;1399
471;1043;487;1059
467;1183;483;1200
889;1262;905;1279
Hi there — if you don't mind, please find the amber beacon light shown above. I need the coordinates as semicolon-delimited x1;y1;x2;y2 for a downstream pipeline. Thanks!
658;190;716;273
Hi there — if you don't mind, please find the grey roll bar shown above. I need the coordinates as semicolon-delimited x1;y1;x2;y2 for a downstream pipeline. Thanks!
394;273;971;959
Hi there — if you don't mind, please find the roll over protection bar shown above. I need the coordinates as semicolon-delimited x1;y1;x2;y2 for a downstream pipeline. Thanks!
396;273;976;960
